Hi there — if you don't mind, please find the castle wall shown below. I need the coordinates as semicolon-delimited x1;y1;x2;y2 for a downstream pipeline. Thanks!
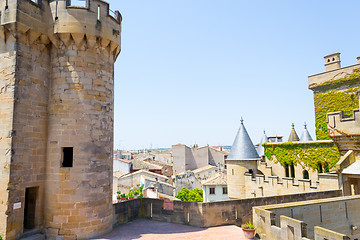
0;26;16;240
243;173;339;198
113;190;342;228
5;36;51;239
44;39;115;239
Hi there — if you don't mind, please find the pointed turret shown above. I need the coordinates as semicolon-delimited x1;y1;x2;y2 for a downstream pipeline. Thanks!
227;119;260;160
226;118;259;199
300;123;313;142
288;123;300;142
257;131;269;157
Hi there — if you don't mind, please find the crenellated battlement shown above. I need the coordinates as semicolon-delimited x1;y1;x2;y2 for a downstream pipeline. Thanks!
327;109;360;137
244;173;339;198
0;0;121;58
327;109;360;153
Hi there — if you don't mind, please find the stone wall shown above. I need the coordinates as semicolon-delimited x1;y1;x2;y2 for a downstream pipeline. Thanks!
0;20;16;240
113;190;342;228
253;195;360;240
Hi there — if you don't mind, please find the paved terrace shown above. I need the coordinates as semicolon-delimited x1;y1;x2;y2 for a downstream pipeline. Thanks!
94;219;249;240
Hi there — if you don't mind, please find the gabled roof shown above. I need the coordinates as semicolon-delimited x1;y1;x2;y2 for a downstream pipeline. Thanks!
203;174;227;186
257;131;269;157
288;123;300;142
300;123;313;142
227;119;260;161
119;170;168;180
132;158;162;170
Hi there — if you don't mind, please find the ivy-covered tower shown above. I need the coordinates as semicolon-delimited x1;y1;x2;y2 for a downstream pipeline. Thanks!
308;53;360;141
226;119;260;199
0;0;121;239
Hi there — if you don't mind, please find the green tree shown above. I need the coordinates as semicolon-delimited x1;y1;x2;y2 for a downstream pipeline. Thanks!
176;187;203;202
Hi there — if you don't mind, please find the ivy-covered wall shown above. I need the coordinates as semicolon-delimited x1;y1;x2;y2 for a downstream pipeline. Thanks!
312;69;360;140
264;142;340;172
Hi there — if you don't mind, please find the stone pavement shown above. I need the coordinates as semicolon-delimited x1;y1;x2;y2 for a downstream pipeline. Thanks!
94;219;251;240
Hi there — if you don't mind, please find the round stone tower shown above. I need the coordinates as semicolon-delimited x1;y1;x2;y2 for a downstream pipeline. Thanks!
0;0;121;239
226;119;260;199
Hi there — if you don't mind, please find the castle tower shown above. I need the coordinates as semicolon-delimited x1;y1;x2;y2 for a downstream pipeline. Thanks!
308;53;360;141
0;0;121;239
257;131;269;158
300;123;313;142
226;119;260;199
288;123;300;142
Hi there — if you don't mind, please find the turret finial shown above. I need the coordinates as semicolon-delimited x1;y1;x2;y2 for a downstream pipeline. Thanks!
240;117;244;124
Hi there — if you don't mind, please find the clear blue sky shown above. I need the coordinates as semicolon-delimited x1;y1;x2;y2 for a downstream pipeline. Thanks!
109;0;360;150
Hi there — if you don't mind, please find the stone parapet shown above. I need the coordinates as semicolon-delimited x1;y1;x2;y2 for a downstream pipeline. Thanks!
308;64;360;91
253;195;359;240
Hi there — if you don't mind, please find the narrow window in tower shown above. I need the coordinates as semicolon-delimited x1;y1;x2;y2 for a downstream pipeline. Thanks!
5;0;8;9
62;147;73;168
97;5;101;21
55;1;59;20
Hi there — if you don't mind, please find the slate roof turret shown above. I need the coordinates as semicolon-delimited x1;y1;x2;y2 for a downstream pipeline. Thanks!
257;131;269;157
227;119;260;161
300;123;313;142
288;123;300;142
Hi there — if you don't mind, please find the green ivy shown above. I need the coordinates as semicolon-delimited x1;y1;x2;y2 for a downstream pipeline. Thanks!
264;142;340;171
314;88;359;140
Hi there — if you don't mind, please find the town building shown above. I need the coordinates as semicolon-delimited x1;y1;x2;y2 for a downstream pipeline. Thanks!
173;165;219;193
202;174;229;202
172;144;226;174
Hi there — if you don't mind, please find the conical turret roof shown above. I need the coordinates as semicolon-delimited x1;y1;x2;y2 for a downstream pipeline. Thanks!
300;123;313;142
257;131;269;157
288;123;300;142
227;119;260;160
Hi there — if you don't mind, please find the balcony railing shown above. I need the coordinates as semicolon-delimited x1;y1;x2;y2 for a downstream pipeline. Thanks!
109;8;122;23
66;0;88;8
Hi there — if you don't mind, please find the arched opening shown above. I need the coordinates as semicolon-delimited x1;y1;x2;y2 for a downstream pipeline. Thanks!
290;164;295;178
284;164;289;177
324;162;330;173
303;170;309;179
317;162;323;173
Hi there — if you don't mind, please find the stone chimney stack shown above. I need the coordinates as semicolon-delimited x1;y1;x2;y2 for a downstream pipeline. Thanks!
324;52;341;72
357;56;360;64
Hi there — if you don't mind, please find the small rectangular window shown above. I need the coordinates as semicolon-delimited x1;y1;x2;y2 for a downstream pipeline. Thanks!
223;187;227;194
97;5;101;21
62;147;73;167
209;187;215;195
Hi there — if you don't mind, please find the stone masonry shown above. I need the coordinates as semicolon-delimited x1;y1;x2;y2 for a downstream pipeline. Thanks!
0;0;121;239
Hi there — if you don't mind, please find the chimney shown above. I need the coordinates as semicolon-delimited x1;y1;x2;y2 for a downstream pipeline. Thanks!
324;52;341;72
357;56;360;64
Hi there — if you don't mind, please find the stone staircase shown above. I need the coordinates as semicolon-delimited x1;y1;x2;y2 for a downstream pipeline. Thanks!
20;234;45;240
20;229;45;240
